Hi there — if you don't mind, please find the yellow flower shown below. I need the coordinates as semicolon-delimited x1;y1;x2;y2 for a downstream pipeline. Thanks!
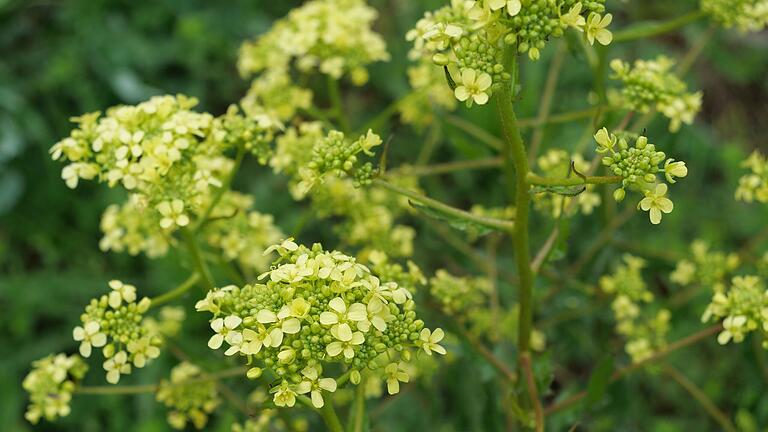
103;350;131;384
418;328;447;355
157;199;190;229
72;321;107;357
454;69;493;106
638;184;674;225
384;362;410;394
585;13;613;46
561;3;586;29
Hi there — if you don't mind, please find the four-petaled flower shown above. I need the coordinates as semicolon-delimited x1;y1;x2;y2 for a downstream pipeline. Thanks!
454;69;493;106
207;315;242;349
72;321;107;357
295;366;338;408
638;183;674;225
126;337;160;367
271;380;298;407
326;329;365;359
418;328;447;355
103;350;131;384
348;297;390;332
320;297;356;340
384;362;410;395
157;199;190;229
585;13;613;46
257;306;301;347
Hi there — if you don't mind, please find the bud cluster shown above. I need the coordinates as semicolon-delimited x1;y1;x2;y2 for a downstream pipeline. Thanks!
531;150;602;218
73;280;160;384
594;128;688;224
735;150;768;203
156;362;222;430
609;56;703;132
702;275;768;347
22;354;88;424
272;123;415;257
196;240;446;408
701;0;768;32
600;255;671;363
296;129;382;196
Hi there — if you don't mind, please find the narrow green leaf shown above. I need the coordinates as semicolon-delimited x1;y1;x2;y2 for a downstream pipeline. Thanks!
410;201;494;236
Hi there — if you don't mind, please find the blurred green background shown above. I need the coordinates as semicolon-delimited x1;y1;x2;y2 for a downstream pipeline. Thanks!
1;0;767;430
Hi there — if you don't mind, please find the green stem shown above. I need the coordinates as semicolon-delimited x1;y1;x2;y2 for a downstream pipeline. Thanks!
194;144;246;233
319;399;345;432
613;10;706;43
327;76;350;133
386;157;502;178
527;173;622;187
663;365;737;432
497;47;534;354
182;227;216;291
149;273;201;308
372;178;515;233
350;379;367;432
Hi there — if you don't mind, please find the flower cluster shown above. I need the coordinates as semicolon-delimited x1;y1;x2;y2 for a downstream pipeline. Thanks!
531;150;602;218
272;123;415;257
702;275;768;347
594;128;688;224
240;69;313;123
73;280;160;383
156;362;221;430
736;150;768;203
670;240;740;290
609;56;703;132
406;0;611;107
237;0;388;84
600;255;671;363
296;129;382;196
196;240;446;408
50;95;279;239
22;354;88;424
701;0;768;32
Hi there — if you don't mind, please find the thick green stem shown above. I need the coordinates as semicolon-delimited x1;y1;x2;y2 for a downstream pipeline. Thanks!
182;227;216;291
150;273;201;308
319;399;345;432
373;178;515;233
613;10;706;43
497;47;534;354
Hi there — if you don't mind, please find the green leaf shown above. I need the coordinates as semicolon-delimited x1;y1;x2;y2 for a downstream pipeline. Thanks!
410;201;494;236
584;356;614;410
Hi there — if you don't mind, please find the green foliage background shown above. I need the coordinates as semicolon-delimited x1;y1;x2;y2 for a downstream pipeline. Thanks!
1;0;767;430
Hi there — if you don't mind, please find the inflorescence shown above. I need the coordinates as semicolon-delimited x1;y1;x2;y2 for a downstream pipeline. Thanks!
196;239;446;408
594;128;688;224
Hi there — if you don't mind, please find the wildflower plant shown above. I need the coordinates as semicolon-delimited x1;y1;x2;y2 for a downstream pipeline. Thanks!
25;0;768;430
